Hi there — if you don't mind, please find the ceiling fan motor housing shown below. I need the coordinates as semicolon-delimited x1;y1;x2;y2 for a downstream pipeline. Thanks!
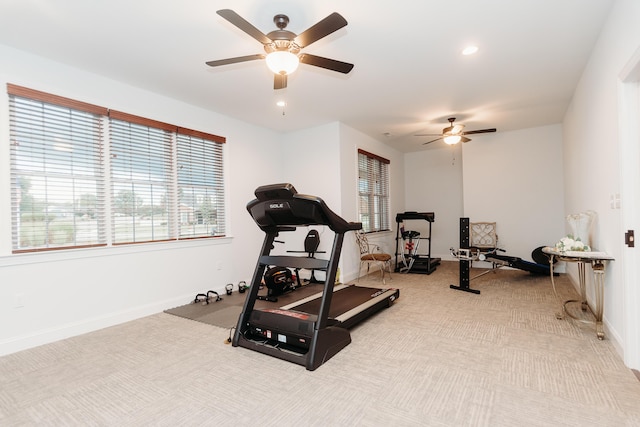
264;14;299;53
264;37;300;54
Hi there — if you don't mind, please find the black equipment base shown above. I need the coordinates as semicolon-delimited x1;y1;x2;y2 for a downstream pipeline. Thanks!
450;284;481;294
242;285;399;356
405;256;441;275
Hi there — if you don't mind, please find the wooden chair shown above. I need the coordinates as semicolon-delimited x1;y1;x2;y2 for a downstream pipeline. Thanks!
355;231;392;284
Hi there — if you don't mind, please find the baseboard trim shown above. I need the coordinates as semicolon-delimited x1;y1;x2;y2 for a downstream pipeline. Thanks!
0;293;194;357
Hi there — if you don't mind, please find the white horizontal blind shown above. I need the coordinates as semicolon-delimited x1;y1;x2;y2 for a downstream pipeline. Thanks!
357;149;390;233
177;132;226;238
9;89;106;252
109;115;175;244
7;84;227;253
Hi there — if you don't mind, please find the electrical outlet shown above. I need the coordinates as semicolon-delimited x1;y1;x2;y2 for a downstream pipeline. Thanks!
610;193;621;209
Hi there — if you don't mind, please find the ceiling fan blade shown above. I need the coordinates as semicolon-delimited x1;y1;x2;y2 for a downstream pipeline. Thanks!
294;12;348;48
206;54;265;67
274;73;287;90
299;54;354;74
462;128;497;135
414;133;442;137
461;136;471;143
422;137;443;145
216;9;272;45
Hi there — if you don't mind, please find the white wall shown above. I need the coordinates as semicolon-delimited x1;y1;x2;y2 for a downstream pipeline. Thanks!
563;0;640;367
403;125;565;265
270;123;343;280
462;125;566;261
226;122;285;284
281;122;342;206
0;45;282;355
404;144;463;261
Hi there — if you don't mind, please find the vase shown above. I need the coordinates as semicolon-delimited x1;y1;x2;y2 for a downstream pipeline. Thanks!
566;211;596;248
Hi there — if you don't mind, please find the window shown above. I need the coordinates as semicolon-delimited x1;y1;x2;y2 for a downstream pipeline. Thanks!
8;84;226;253
176;130;226;238
9;85;108;252
357;149;390;233
109;111;175;244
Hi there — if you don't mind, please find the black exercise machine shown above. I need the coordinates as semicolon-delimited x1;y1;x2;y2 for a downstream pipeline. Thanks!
394;211;440;274
450;217;556;294
484;251;554;276
232;183;399;371
258;266;301;302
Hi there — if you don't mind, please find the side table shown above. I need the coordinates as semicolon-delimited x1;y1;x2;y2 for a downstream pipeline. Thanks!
542;247;614;340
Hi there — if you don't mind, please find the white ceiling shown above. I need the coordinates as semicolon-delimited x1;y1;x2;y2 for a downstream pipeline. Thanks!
0;0;614;153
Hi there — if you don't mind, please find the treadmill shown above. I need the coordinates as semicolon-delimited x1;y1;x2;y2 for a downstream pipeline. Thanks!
232;183;400;371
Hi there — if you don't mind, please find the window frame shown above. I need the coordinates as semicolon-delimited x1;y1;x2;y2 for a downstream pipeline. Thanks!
357;148;390;233
7;83;227;254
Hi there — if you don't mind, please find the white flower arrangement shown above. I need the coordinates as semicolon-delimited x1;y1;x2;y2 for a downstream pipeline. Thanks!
555;235;591;252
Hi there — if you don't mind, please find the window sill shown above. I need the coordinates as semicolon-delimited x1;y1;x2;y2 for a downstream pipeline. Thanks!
0;236;232;267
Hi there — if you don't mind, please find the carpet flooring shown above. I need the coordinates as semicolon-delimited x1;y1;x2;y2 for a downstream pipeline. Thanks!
2;261;640;426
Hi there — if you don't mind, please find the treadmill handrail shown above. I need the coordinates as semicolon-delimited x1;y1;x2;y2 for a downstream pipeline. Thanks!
259;255;329;271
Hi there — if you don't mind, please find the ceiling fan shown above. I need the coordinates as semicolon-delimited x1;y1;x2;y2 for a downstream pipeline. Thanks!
415;118;497;145
206;9;354;90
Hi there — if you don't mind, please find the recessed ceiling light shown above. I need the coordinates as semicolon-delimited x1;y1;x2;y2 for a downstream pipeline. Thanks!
462;45;479;56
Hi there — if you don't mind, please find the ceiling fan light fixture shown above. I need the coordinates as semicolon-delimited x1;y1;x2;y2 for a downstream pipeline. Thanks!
444;134;462;145
266;51;300;75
